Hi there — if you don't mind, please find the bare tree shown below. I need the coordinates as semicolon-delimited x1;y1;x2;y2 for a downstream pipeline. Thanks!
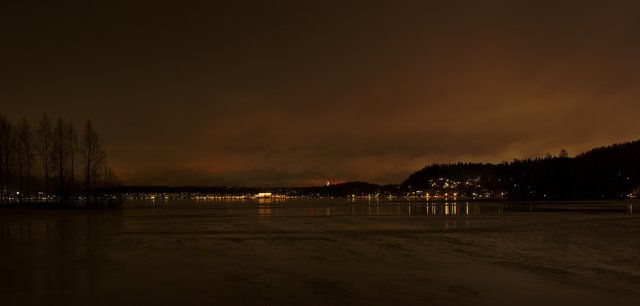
16;118;34;201
0;115;13;204
103;165;121;189
67;119;78;197
36;114;53;197
82;120;106;193
52;116;73;198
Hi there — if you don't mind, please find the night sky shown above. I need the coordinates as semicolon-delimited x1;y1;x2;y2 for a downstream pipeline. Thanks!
2;1;640;186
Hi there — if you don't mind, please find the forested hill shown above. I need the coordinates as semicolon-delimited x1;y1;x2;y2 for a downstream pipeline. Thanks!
401;140;640;199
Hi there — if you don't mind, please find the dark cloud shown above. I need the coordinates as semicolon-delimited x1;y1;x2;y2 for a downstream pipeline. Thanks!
2;0;640;186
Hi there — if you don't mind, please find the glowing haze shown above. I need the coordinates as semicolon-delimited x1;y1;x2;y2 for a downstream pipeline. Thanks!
2;1;640;186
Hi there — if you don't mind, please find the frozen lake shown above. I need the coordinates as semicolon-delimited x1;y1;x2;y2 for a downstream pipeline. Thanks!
1;199;639;305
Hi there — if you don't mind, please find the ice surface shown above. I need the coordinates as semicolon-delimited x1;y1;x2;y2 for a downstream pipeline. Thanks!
1;200;639;305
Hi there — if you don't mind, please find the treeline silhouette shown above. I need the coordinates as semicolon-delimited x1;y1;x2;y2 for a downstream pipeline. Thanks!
401;140;640;199
102;183;392;198
0;114;119;205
